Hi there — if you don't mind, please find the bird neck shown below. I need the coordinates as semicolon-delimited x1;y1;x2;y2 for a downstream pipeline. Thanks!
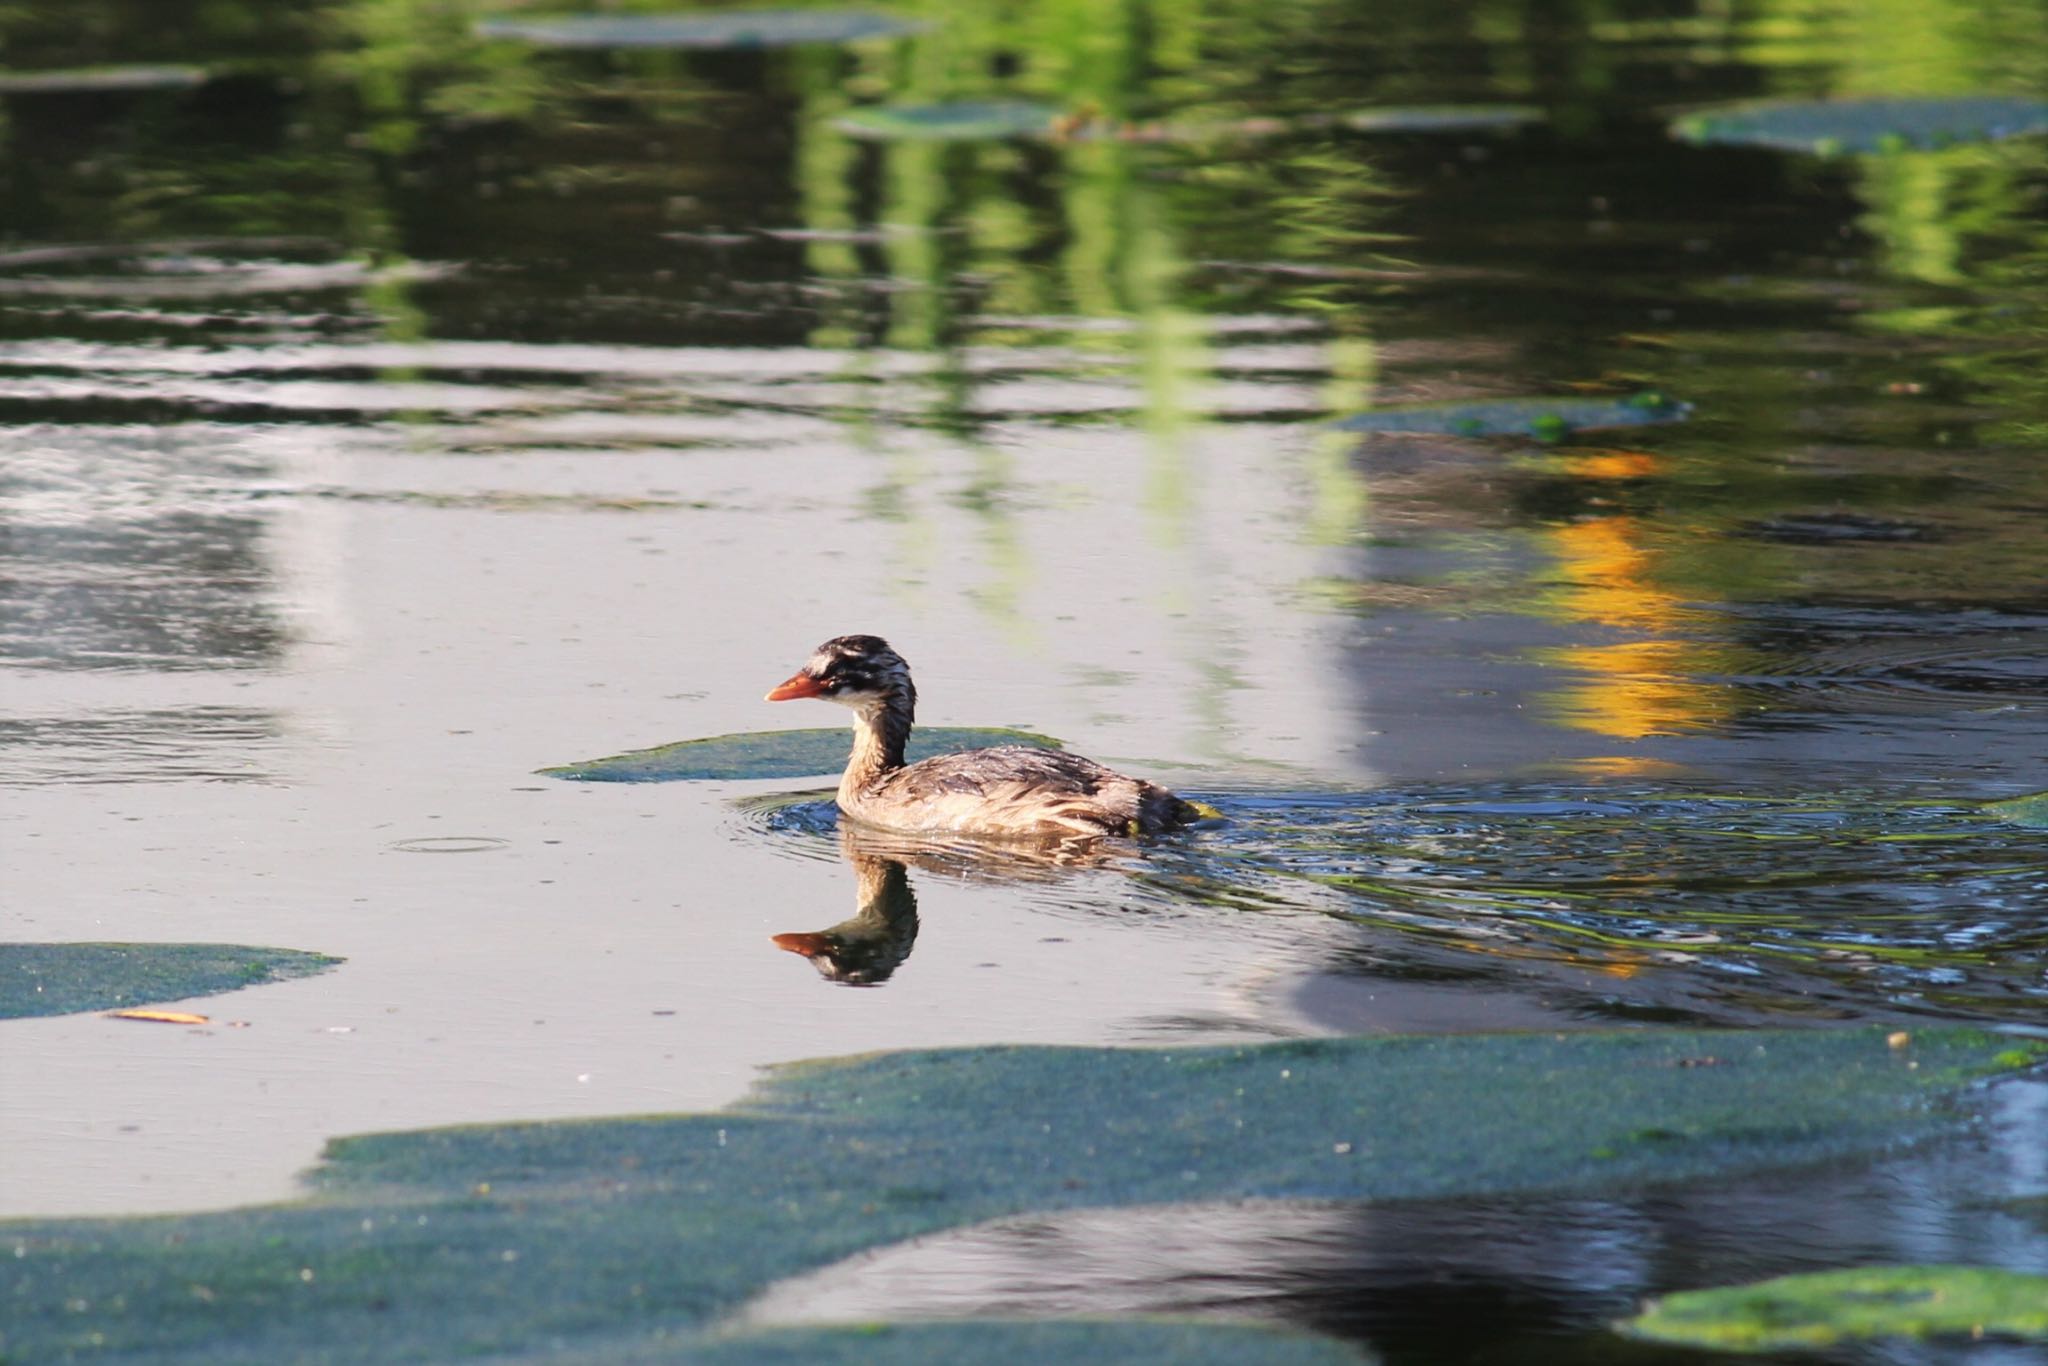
841;692;913;800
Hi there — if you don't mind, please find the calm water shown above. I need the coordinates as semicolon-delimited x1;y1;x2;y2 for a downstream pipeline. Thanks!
2;1;2045;1360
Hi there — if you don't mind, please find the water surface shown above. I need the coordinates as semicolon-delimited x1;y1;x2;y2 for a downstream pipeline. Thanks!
1;1;2044;1359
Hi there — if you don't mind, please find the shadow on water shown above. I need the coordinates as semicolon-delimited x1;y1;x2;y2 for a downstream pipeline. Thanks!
741;781;2048;1028
738;1079;2048;1366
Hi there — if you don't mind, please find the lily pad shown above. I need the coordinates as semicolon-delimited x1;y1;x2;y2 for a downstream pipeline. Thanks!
1332;392;1691;440
834;100;1061;142
0;65;208;94
1671;96;2048;155
0;1028;2037;1361
541;726;1061;782
0;943;340;1020
1986;791;2048;828
1623;1265;2048;1351
476;11;926;50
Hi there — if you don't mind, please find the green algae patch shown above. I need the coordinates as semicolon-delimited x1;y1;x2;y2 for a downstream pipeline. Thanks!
835;100;1062;142
1672;96;2048;155
1332;392;1689;440
1624;1265;2048;1351
1;1028;2037;1362
541;726;1061;782
476;11;926;49
0;943;340;1020
1986;790;2048;828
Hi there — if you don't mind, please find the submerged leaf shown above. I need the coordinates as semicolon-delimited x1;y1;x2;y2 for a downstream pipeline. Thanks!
1332;392;1691;439
1672;96;2048;154
477;12;926;50
1624;1265;2048;1350
541;726;1062;782
0;943;340;1020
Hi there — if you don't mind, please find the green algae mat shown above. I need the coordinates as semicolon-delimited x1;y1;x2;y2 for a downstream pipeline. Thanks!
540;725;1060;782
1671;96;2048;155
1625;1264;2048;1351
0;943;340;1020
3;1027;2039;1363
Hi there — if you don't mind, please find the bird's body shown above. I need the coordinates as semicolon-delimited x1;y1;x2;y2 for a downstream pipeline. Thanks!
766;634;1203;839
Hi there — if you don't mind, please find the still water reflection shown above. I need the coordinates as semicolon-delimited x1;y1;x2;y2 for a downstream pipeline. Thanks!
2;0;2045;1356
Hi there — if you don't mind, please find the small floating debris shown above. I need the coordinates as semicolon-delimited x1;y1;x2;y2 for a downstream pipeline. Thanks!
1332;392;1691;440
0;65;208;95
542;726;1060;782
476;11;926;49
1671;96;2048;155
107;1009;211;1025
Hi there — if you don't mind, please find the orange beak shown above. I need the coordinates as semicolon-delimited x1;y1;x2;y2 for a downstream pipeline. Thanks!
772;932;835;957
764;671;827;702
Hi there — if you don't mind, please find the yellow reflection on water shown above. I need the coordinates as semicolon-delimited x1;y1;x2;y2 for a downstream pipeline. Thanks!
1530;492;1739;740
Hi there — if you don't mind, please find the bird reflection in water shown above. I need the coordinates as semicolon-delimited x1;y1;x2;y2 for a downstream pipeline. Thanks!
770;822;1126;986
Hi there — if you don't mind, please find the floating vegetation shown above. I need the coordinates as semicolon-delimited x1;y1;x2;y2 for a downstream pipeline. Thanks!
0;1028;2035;1360
0;65;207;95
836;101;1543;143
1671;96;2048;155
1986;791;2048;829
1332;392;1691;440
0;943;340;1020
476;11;926;50
1624;1265;2048;1351
541;726;1061;782
834;100;1063;142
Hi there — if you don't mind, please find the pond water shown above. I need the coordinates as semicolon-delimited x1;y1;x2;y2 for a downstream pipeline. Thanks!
1;1;2045;1360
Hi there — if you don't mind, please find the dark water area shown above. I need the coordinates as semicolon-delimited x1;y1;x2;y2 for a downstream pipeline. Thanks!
2;0;2046;1360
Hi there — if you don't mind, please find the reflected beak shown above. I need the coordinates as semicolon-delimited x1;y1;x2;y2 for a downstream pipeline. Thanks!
772;932;835;958
764;671;827;702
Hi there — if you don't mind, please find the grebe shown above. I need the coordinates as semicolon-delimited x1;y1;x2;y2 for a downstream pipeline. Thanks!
765;634;1204;838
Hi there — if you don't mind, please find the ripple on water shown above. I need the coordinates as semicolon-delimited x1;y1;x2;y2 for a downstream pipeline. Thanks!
737;782;2048;1026
389;836;511;854
1176;786;2048;1025
1712;602;2048;720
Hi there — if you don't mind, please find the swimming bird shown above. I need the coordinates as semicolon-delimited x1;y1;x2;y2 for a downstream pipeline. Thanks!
765;634;1204;838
